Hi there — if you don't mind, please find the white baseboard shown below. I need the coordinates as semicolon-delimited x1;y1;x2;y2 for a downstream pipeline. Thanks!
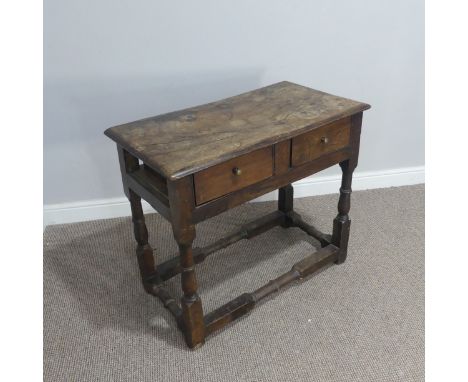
44;165;424;227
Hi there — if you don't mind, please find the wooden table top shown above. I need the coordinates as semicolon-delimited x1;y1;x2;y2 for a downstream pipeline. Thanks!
105;81;370;180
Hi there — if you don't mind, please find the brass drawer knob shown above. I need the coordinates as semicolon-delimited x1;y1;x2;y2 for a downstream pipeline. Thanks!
320;136;329;144
232;167;242;176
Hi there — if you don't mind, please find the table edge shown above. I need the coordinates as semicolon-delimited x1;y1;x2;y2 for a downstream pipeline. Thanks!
105;104;370;180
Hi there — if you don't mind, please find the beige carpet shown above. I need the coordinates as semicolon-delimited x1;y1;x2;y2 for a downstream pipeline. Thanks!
44;185;424;382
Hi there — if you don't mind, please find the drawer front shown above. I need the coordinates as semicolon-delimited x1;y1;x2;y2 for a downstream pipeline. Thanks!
194;147;274;205
291;117;351;167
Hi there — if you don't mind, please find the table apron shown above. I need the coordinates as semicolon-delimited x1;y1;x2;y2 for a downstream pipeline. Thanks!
192;147;351;223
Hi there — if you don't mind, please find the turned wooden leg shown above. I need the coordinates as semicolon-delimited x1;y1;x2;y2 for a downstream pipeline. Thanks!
176;226;205;348
129;189;156;293
278;184;294;227
332;160;355;264
168;176;205;348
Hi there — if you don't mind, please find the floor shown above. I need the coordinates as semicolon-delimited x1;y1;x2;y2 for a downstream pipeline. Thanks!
44;185;424;382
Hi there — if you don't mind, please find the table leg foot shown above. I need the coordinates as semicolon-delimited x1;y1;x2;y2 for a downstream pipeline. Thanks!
181;292;205;348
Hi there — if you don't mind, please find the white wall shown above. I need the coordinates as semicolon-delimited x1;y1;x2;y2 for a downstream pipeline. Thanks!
44;0;424;222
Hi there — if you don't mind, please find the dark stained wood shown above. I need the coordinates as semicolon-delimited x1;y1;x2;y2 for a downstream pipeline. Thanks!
153;211;284;282
117;145;139;198
167;176;205;348
143;164;168;195
194;146;273;205
149;210;334;286
126;168;171;221
204;293;256;336
105;81;370;180
252;244;339;302
149;284;183;329
291;244;339;278
127;168;168;206
332;161;352;264
128;189;156;294
291;117;351;166
332;113;363;264
242;210;285;238
274;140;291;174
348;112;363;169
204;245;339;336
192;148;351;223
117;145;171;221
106;82;370;349
118;146;157;294
278;184;294;227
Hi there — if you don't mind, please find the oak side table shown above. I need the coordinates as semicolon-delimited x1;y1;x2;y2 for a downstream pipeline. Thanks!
104;81;370;348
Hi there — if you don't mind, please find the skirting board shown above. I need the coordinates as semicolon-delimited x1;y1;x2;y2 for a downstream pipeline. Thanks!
44;165;424;227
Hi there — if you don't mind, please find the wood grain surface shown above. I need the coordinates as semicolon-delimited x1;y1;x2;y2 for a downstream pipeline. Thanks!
194;147;273;205
105;81;370;179
291;117;351;166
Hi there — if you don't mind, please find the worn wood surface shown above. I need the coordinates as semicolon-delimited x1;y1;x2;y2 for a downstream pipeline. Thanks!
152;211;284;282
167;177;206;348
117;146;139;199
149;284;183;329
194;146;273;205
274;140;291;175
278;184;294;227
128;189;156;294
192;148;351;223
291;117;351;166
109;82;370;349
204;244;339;336
105;81;369;180
332;113;363;264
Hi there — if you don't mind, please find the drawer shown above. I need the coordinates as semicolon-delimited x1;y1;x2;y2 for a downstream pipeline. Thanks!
291;117;351;167
194;147;274;205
